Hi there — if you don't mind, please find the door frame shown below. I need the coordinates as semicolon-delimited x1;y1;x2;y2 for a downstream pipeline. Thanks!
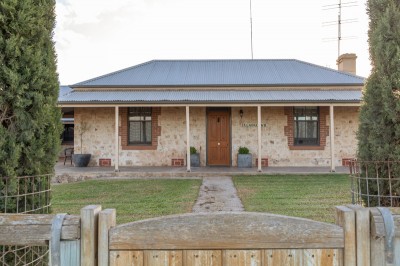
206;107;232;166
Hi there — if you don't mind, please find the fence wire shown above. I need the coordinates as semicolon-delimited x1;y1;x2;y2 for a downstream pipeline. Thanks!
0;175;52;266
350;160;400;207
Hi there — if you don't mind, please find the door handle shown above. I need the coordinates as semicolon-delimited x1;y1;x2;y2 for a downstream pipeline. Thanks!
218;143;220;146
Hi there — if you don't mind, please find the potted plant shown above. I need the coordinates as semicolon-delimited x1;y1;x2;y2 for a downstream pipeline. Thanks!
190;146;200;167
72;122;92;167
237;146;252;168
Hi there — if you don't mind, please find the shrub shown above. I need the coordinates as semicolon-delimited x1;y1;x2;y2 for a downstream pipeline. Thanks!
238;146;250;154
357;0;400;206
190;146;197;154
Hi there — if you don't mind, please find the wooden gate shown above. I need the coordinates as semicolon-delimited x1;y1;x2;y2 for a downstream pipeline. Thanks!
1;205;399;265
105;212;347;266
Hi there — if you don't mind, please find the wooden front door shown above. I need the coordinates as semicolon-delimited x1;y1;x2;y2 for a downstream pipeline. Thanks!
207;110;230;166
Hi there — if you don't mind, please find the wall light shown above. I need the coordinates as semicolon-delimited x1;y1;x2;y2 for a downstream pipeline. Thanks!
239;109;244;119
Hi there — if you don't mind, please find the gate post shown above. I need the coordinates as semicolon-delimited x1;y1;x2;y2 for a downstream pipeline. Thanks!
346;205;371;266
81;205;102;266
336;206;356;266
98;209;116;266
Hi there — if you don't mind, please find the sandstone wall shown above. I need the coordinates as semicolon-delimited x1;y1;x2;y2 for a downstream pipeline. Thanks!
74;106;358;167
74;107;206;167
231;106;359;166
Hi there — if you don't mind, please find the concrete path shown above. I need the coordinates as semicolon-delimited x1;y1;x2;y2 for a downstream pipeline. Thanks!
192;176;244;212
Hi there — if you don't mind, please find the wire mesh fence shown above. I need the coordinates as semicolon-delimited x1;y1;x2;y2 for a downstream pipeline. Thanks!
0;175;52;266
349;160;400;207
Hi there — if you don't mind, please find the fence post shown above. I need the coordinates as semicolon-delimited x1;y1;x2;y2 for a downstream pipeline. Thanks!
346;205;370;266
98;209;116;266
81;205;102;266
336;206;356;266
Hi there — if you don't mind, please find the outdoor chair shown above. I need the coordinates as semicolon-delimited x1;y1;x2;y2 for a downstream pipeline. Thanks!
64;147;74;165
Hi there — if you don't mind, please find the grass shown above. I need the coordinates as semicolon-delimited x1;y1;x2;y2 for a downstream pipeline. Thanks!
51;179;202;224
233;174;351;223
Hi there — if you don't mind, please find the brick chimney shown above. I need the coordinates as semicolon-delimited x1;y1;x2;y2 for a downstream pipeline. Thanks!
337;53;357;75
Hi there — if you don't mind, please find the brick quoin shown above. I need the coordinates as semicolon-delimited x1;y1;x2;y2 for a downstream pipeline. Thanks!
120;107;161;150
284;107;329;150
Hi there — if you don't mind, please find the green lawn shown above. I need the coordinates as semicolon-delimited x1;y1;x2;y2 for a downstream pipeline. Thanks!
233;174;351;223
51;179;202;224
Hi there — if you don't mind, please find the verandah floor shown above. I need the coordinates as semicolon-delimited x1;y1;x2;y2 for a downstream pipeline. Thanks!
54;160;350;183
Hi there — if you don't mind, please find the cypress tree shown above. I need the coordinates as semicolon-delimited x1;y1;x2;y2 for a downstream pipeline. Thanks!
357;0;400;206
0;0;62;212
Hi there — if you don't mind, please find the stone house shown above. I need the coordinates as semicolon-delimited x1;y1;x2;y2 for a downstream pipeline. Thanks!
58;54;364;172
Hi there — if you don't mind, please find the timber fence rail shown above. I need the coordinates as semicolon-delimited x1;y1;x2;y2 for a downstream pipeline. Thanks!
0;205;399;266
0;174;52;265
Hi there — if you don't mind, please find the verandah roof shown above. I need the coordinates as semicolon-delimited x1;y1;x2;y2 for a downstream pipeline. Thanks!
58;89;361;105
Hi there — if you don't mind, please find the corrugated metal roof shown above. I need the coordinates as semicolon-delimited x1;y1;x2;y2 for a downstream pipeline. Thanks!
72;60;365;88
59;85;72;99
58;90;362;104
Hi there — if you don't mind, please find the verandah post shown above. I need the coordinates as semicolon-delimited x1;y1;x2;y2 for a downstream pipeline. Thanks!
257;105;262;172
186;105;191;172
330;105;335;172
115;106;119;172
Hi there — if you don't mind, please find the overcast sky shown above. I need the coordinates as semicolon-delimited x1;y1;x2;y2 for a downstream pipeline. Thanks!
54;0;370;85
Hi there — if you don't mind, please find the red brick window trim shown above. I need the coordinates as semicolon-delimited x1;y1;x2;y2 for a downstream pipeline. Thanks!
284;106;329;150
120;107;161;150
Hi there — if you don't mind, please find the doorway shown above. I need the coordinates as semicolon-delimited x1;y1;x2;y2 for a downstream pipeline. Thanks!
207;109;231;166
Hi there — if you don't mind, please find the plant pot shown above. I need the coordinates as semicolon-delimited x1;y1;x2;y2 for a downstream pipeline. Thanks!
190;153;200;167
237;154;252;168
72;154;91;167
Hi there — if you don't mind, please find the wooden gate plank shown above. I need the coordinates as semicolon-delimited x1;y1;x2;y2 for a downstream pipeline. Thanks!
110;251;143;266
303;249;339;266
223;250;261;266
264;249;298;266
264;249;340;266
144;251;183;266
184;250;222;266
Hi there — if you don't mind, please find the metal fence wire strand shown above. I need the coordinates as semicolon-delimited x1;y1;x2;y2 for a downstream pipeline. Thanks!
350;160;400;207
0;175;52;266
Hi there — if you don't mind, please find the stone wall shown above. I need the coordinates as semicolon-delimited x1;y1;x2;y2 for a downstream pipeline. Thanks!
231;106;359;166
74;106;359;167
74;107;206;167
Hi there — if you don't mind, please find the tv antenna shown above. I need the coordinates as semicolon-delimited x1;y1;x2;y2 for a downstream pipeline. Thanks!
250;0;254;59
322;0;358;57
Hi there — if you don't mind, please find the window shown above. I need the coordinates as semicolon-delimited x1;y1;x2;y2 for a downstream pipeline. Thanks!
61;124;74;144
128;107;152;145
293;107;319;145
